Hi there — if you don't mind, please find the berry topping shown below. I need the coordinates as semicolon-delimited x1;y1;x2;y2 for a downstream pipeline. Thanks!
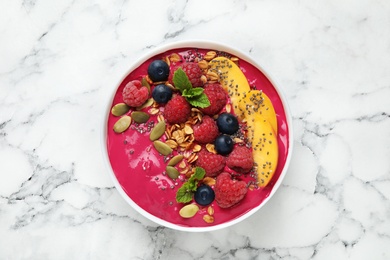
199;83;227;116
194;185;215;206
148;60;170;82
214;134;234;155
193;116;219;144
152;84;173;104
217;113;239;135
214;172;248;208
170;62;204;87
122;80;149;107
226;145;254;173
196;149;225;177
163;95;191;124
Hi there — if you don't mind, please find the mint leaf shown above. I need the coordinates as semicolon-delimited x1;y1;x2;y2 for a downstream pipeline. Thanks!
186;93;211;108
173;68;192;93
176;167;206;203
182;87;204;98
172;67;211;109
181;88;192;98
187;181;197;192
176;183;193;203
190;88;204;97
191;167;206;181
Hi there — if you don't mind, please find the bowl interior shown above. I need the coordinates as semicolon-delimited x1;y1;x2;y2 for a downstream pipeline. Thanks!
102;40;293;232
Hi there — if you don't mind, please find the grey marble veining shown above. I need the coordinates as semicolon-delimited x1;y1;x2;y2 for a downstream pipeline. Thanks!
0;0;389;259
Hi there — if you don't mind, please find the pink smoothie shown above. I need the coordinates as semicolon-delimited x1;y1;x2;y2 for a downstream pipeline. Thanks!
106;48;290;228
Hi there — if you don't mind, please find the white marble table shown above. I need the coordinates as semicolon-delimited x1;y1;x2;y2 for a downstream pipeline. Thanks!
1;0;389;259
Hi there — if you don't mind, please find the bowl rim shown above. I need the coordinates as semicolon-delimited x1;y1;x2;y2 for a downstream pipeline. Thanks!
101;40;294;232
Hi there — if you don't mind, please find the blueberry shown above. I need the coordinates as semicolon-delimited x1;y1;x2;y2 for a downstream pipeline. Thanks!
217;113;239;134
147;60;170;82
152;84;172;104
194;185;215;206
215;134;234;155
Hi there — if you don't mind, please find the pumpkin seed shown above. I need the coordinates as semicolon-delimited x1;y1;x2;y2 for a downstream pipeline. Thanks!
153;140;172;156
167;155;184;166
131;111;150;123
179;204;199;218
113;116;131;133
166;166;180;179
136;98;154;111
141;77;151;94
111;103;130;116
150;121;166;141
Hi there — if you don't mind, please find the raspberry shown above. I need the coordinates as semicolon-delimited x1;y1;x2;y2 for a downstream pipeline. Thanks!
163;95;191;124
193;116;219;144
226;145;254;173
214;172;248;208
196;149;225;177
169;62;204;87
122;80;149;107
200;83;227;116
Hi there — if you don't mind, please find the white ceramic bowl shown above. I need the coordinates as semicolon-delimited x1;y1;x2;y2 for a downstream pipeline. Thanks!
101;40;293;232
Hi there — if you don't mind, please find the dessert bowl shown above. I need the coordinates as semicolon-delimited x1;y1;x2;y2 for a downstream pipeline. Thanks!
101;40;293;232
